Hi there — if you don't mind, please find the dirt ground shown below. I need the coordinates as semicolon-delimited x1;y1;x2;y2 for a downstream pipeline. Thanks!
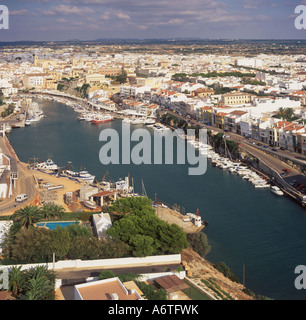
155;206;205;233
181;248;254;300
30;168;83;211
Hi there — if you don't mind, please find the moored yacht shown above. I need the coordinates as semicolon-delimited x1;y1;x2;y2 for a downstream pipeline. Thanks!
91;114;114;124
36;159;58;171
271;186;284;196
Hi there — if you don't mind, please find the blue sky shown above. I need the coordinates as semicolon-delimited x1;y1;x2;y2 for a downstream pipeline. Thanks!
0;0;305;41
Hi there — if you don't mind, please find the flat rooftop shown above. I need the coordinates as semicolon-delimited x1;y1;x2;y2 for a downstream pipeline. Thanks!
76;278;140;300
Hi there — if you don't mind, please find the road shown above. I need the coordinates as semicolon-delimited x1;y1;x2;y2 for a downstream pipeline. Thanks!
56;264;181;281
0;136;37;216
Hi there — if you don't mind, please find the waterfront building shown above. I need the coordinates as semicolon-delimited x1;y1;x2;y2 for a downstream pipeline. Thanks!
23;73;47;89
197;106;213;124
224;110;248;134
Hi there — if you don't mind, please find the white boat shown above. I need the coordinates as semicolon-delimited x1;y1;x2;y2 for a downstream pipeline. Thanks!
83;200;97;210
131;117;145;125
122;118;132;123
91;114;113;124
271;186;284;196
78;170;95;183
36;159;58;171
255;184;270;189
25;119;31;126
144;118;156;125
4;124;12;133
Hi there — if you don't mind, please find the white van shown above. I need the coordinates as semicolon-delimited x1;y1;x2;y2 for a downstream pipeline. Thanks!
15;194;28;202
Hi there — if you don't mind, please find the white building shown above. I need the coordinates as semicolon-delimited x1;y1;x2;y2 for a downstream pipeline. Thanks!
236;58;263;69
92;213;112;239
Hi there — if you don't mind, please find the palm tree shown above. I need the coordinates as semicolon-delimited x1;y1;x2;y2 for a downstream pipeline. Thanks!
50;204;65;220
22;277;54;300
8;266;26;298
12;205;42;229
40;203;65;220
23;266;56;300
40;203;52;220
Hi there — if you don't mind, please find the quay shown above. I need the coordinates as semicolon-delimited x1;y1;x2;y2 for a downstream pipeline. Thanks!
155;205;205;233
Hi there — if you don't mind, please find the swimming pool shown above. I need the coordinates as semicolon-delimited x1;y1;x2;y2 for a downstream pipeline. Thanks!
36;221;79;230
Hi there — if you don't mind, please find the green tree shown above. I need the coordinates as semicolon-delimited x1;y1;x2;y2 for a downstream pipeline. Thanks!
99;238;129;258
50;204;65;219
11;228;52;263
116;70;127;84
129;234;155;257
22;276;54;300
187;232;211;257
135;281;167;300
67;236;100;259
98;270;116;280
51;227;71;259
213;262;240;283
12;205;42;229
66;224;92;239
107;198;188;256
8;266;26;298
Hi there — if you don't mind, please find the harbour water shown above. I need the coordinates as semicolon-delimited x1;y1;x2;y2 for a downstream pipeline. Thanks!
8;99;306;300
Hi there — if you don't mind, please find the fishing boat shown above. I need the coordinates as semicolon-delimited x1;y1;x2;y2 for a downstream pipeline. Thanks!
36;159;58;171
65;169;95;183
270;186;284;196
91;114;114;124
78;171;95;183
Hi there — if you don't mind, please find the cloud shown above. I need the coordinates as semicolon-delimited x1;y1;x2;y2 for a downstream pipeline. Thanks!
10;9;29;16
114;11;130;20
37;5;95;16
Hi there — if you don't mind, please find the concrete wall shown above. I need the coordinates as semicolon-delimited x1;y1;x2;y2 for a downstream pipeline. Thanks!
4;254;182;273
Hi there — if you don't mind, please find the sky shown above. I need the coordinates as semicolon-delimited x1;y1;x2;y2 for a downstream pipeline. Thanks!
0;0;305;41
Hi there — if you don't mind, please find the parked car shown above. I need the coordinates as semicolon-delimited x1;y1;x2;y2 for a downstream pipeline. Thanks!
280;147;286;151
263;146;270;149
296;184;305;191
15;194;28;202
257;143;262;146
272;148;278;152
283;168;291;173
289;180;297;186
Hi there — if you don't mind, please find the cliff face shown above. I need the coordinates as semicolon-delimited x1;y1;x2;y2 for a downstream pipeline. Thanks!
181;248;254;300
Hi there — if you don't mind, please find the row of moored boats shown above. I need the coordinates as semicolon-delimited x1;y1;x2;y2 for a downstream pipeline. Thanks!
188;140;284;196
